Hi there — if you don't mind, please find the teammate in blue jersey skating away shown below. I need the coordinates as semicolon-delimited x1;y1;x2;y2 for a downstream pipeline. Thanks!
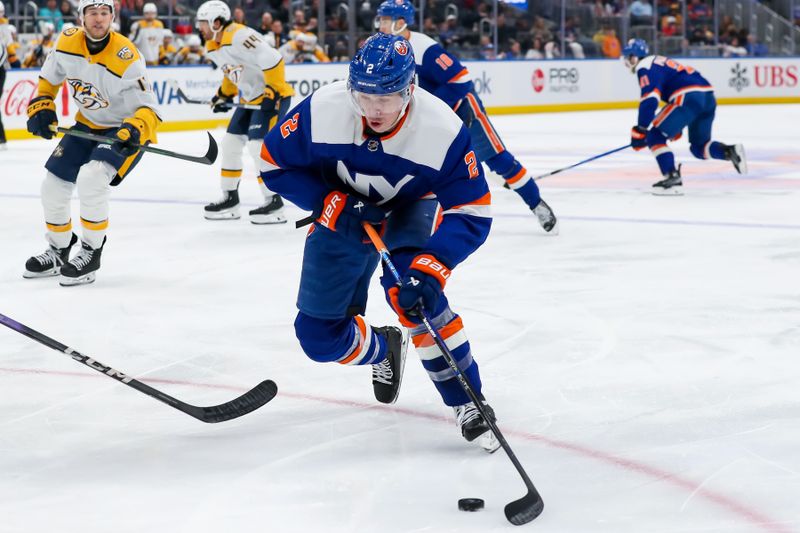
376;0;558;234
259;33;500;452
622;39;747;195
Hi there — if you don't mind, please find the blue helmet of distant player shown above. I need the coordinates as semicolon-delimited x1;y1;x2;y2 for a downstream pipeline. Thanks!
376;0;415;35
348;33;415;130
622;38;649;73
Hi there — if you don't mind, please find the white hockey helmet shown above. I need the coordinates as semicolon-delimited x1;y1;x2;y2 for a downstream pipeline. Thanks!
195;0;231;29
0;2;5;17
296;32;317;51
162;28;174;39
78;0;115;19
143;2;157;15
41;21;55;35
186;33;201;47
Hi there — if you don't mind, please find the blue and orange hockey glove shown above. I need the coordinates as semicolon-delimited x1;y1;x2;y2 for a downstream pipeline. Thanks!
315;191;386;242
631;125;647;151
396;254;450;321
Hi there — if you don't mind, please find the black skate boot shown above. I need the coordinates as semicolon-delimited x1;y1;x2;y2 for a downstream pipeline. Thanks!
371;326;408;404
23;233;78;278
204;189;240;220
652;165;683;196
60;237;106;286
248;194;287;225
723;144;747;174
531;198;559;234
454;401;500;453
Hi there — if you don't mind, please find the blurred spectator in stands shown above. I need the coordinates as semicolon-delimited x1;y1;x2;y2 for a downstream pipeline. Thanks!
439;13;461;49
688;0;712;20
5;25;22;68
592;0;616;18
279;32;330;63
330;39;349;62
23;22;56;67
500;38;523;59
661;15;678;36
794;5;800;26
358;0;373;31
720;35;747;57
744;33;768;56
38;0;64;31
233;7;247;25
259;12;273;35
60;1;76;24
594;26;621;57
629;0;653;25
423;16;437;35
290;9;307;37
306;16;318;34
689;24;713;44
496;13;517;45
266;19;287;48
479;34;496;59
525;36;545;59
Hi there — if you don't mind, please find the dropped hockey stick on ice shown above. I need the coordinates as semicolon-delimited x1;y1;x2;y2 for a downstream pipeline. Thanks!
0;313;277;423
167;79;261;110
503;144;632;189
51;126;219;165
361;223;545;526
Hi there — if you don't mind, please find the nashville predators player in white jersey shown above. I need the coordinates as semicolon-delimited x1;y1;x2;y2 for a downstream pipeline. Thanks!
196;0;294;224
24;0;160;286
128;2;163;66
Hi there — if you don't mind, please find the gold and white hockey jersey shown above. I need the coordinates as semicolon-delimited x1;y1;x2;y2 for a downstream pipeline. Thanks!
129;18;163;65
205;22;294;105
38;27;160;143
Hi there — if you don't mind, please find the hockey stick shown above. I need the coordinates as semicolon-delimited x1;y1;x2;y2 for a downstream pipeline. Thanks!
533;144;631;181
52;126;219;165
0;312;278;423
167;79;261;110
361;223;544;526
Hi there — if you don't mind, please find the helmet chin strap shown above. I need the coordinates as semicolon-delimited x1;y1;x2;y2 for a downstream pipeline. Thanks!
391;20;407;35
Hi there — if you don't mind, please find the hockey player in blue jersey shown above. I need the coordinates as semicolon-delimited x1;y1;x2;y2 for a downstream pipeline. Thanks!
376;0;558;234
259;33;499;452
622;39;747;195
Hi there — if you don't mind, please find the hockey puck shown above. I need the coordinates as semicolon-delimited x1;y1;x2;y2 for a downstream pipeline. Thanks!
458;498;484;512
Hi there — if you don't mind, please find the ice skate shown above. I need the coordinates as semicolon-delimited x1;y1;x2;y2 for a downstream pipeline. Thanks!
23;233;78;278
531;198;559;235
652;166;683;196
59;237;106;286
249;194;287;225
724;144;747;174
204;189;240;220
371;326;408;404
454;401;501;453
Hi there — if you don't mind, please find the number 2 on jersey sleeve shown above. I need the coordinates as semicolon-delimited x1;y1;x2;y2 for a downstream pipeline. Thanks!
464;150;479;178
280;112;300;139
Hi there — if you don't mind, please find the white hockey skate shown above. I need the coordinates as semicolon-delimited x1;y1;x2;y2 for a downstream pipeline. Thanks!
249;195;287;225
652;166;683;196
532;199;559;235
726;144;747;175
454;402;501;453
204;190;241;220
59;238;105;287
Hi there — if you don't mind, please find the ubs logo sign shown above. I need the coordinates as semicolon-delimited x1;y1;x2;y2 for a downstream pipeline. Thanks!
729;63;749;92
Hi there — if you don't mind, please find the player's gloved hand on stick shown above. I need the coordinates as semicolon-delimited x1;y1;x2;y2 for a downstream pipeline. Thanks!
210;88;233;113
260;87;278;114
631;125;647;151
111;120;142;157
397;254;450;320
26;96;58;139
315;191;386;242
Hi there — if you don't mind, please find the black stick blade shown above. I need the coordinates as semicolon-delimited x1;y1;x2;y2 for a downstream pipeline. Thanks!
504;490;544;526
202;131;219;165
191;380;278;423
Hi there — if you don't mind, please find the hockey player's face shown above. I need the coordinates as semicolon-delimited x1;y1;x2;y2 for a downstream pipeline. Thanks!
356;91;406;133
83;6;112;40
377;16;405;35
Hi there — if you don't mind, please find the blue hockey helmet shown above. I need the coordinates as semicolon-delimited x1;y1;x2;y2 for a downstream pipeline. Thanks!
622;38;649;58
622;38;649;72
348;33;415;95
376;0;415;33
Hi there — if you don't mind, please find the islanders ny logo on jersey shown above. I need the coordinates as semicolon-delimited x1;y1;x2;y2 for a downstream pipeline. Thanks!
394;40;408;56
336;161;414;205
222;64;244;85
67;78;110;110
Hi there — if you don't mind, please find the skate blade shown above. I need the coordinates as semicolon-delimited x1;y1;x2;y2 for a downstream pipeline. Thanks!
204;210;241;220
249;213;288;225
23;268;60;279
478;431;501;454
59;272;96;286
652;186;683;196
543;219;560;236
735;145;748;175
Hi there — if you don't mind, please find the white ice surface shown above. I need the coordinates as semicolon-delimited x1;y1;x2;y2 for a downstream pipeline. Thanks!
1;105;799;533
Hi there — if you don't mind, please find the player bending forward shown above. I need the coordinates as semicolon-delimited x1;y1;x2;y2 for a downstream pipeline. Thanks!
623;39;746;195
260;33;500;452
196;0;294;224
24;0;160;286
377;0;558;234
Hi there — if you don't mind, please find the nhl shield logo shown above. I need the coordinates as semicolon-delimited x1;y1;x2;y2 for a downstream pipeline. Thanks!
52;145;64;158
367;140;380;152
394;40;408;56
117;46;135;60
67;78;110;111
